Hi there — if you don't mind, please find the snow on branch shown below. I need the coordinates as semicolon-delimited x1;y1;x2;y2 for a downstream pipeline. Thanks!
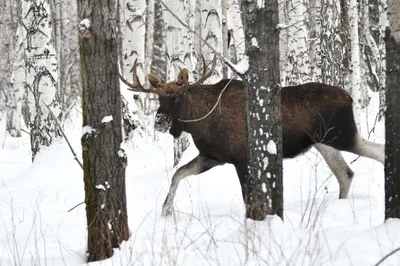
228;55;249;74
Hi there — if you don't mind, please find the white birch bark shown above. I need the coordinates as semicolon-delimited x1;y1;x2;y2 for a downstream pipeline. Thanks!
3;0;23;136
20;0;60;160
163;0;193;166
119;0;148;139
226;0;244;78
199;0;222;83
349;0;363;129
279;0;312;86
50;0;80;111
7;25;26;137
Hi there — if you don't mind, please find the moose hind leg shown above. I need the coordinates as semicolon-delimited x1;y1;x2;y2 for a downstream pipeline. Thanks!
349;134;385;164
314;144;354;199
162;154;221;216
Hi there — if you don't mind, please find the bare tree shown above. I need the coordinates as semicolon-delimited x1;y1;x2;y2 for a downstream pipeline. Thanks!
241;0;283;220
78;0;129;261
0;0;20;113
12;0;61;161
49;0;80;112
163;0;193;166
385;0;400;219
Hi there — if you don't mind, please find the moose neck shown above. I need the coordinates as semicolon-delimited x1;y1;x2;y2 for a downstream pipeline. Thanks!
177;79;244;136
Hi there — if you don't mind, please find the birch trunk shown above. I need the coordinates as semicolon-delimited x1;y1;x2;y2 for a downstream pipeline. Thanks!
19;0;61;160
163;0;192;166
226;0;244;78
349;0;363;129
279;0;312;86
119;0;148;140
1;0;20;112
4;0;23;136
200;0;222;82
7;24;26;137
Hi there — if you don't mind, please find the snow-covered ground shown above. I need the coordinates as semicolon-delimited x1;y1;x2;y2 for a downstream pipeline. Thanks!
0;94;397;266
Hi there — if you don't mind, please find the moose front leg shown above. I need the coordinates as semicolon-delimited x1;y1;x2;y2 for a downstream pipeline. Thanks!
162;154;221;216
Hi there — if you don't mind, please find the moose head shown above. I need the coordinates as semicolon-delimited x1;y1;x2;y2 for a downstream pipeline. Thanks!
119;56;217;138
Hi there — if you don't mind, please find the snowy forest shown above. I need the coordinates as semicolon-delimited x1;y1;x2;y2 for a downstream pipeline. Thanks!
1;0;400;265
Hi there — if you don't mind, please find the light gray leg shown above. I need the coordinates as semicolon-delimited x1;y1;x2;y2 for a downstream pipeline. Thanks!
351;134;385;164
162;154;221;216
314;144;354;199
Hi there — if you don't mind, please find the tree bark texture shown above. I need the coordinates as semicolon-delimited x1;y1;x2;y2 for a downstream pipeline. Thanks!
385;0;400;219
78;0;129;261
18;0;61;161
241;0;283;221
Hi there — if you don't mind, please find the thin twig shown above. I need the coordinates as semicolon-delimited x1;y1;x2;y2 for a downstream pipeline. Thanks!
67;201;85;212
42;101;83;169
374;247;400;266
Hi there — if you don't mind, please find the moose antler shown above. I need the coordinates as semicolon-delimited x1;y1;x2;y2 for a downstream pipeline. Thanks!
119;59;162;94
190;54;217;87
119;54;218;96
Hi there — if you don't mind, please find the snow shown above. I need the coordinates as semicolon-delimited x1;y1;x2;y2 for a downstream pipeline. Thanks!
82;125;95;136
96;184;106;191
262;182;267;193
267;140;277;154
251;37;259;48
101;115;113;123
263;156;269;170
230;55;249;74
0;93;396;266
79;18;91;29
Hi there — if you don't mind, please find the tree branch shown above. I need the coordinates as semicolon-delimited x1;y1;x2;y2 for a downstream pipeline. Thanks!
42;101;83;169
374;247;400;266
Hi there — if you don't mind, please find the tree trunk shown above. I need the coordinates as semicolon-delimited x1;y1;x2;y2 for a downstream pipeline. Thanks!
119;0;148;140
385;0;400;220
7;23;26;137
163;0;192;166
78;0;129;261
241;0;283;221
1;0;20;115
18;0;61;161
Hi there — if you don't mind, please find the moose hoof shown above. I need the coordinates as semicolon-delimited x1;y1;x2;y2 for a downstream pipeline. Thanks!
161;204;173;216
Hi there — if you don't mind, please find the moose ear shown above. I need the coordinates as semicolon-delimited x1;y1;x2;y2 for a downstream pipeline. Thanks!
147;73;164;87
177;68;189;84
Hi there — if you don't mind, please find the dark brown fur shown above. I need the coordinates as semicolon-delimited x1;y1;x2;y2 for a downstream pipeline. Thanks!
158;79;358;164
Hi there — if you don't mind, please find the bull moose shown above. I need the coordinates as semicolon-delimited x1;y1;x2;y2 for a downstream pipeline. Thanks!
120;58;384;216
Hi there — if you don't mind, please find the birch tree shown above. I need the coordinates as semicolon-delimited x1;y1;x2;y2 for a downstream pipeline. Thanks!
241;0;283;220
279;0;313;86
349;0;364;128
16;0;61;160
385;0;400;219
49;0;80;111
226;0;244;78
199;0;223;82
151;0;167;79
78;1;129;261
1;0;20;114
119;0;148;140
163;0;193;166
6;23;26;137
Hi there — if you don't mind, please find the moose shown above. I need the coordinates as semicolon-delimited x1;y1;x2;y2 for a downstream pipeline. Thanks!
120;58;384;216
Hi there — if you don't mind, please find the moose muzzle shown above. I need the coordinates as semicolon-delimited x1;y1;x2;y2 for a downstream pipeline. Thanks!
154;112;172;133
